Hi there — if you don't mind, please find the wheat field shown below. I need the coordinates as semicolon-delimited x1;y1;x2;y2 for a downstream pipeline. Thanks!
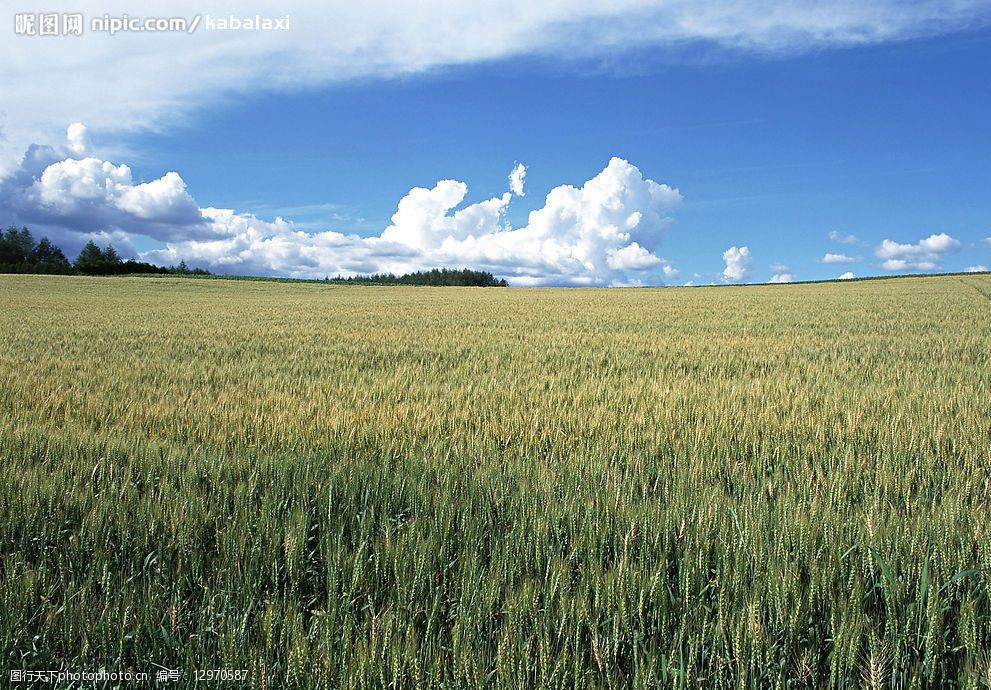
1;273;990;688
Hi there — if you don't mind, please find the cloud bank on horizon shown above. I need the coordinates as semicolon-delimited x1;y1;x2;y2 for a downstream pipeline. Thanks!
0;126;686;286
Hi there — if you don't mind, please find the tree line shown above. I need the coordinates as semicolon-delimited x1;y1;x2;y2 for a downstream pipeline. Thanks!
327;268;508;287
0;226;209;276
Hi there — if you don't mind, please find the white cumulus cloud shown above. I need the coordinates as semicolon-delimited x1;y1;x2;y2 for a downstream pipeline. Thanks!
828;230;859;244
965;265;988;273
0;127;209;247
875;232;960;271
768;273;795;283
509;163;526;197
820;252;859;264
837;271;856;280
722;245;751;283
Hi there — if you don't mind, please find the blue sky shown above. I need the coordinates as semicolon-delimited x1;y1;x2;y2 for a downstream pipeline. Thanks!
3;1;990;284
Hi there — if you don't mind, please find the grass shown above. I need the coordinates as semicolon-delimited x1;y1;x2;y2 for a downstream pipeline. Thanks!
1;273;989;688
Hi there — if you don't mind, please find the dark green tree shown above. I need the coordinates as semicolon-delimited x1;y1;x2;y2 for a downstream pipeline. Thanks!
102;244;121;265
75;240;125;275
31;237;71;268
74;241;108;274
0;226;35;265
